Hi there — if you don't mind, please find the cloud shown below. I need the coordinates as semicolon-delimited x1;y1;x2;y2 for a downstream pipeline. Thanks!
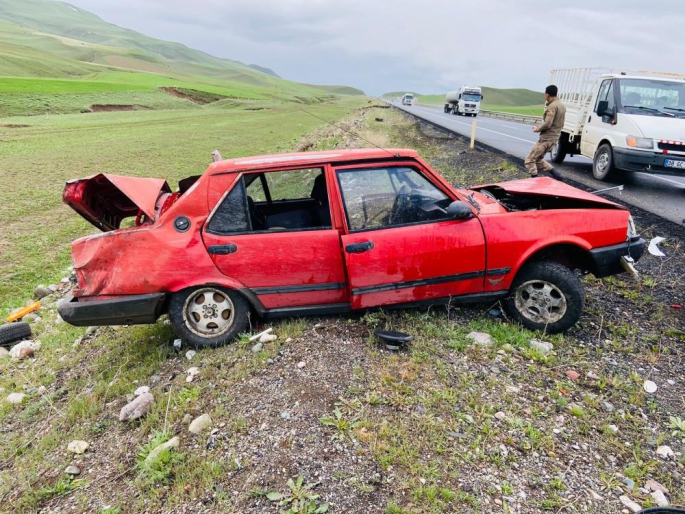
66;0;685;95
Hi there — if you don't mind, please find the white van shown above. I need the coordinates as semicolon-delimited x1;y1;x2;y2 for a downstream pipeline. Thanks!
402;93;414;106
549;68;685;180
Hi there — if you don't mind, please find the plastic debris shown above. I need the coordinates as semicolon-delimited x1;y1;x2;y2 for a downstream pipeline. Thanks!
249;328;273;342
6;301;41;323
375;330;414;351
643;380;658;394
648;236;666;257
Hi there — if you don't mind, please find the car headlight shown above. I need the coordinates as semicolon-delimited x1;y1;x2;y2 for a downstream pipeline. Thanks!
626;215;637;240
626;135;653;149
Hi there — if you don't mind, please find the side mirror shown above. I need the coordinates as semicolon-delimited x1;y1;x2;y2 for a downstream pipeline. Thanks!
597;100;612;117
480;95;484;101
446;201;474;220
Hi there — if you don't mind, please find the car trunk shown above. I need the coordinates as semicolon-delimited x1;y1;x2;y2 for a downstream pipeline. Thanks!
63;173;172;231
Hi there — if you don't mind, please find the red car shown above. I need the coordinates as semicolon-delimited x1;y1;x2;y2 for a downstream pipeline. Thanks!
58;149;644;348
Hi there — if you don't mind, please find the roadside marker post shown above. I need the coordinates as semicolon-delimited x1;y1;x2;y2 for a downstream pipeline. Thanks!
469;119;477;150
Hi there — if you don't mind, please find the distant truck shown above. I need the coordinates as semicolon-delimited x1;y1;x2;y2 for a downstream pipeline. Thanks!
402;93;415;106
549;67;685;180
444;86;483;116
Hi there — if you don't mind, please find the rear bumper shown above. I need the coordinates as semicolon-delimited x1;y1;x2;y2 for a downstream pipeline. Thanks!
589;237;645;278
58;293;167;326
613;147;685;176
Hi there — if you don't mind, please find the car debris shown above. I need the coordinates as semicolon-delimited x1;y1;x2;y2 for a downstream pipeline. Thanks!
57;148;646;349
648;236;667;257
374;330;413;351
643;380;658;394
6;301;41;323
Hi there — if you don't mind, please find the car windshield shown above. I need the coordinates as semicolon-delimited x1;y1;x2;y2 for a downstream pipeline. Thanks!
405;95;414;99
462;94;481;102
619;78;685;117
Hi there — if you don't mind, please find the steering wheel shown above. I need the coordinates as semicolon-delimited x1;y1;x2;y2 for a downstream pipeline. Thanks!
388;185;412;225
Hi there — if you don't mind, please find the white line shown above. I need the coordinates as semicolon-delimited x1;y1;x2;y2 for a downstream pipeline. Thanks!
644;174;685;187
415;109;537;144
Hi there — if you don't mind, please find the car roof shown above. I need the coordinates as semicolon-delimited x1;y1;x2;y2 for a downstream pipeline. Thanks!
207;148;419;174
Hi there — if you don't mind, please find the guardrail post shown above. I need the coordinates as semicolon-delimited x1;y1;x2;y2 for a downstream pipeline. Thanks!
469;119;477;150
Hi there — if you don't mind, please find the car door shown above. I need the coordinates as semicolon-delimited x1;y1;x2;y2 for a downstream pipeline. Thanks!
202;167;347;311
582;78;616;156
334;164;486;310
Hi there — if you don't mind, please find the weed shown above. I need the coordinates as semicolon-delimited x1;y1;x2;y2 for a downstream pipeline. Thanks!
267;476;329;514
320;407;361;441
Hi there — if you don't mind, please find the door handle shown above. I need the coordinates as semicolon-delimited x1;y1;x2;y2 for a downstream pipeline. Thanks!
588;116;592;123
345;241;374;253
208;244;237;255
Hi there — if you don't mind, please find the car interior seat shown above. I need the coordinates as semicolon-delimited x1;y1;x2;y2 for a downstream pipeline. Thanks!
310;173;331;227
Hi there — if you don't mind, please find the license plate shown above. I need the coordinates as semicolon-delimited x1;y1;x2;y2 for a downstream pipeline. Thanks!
665;159;685;169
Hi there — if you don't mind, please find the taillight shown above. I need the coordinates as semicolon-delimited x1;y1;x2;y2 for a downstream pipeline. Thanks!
63;181;87;205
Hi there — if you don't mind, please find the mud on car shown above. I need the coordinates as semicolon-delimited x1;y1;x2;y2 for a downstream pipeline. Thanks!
59;149;645;348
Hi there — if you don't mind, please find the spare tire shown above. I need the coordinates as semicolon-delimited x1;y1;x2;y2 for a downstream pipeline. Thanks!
0;322;32;348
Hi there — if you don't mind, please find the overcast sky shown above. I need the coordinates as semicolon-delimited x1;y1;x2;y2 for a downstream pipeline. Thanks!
66;0;684;95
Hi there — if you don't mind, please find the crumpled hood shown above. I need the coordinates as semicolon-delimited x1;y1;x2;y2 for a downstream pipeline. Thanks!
63;173;171;231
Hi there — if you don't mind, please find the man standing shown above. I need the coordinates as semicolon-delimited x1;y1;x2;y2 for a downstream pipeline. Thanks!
525;85;566;178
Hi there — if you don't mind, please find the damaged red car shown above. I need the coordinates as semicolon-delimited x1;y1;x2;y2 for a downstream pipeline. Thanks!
59;149;645;348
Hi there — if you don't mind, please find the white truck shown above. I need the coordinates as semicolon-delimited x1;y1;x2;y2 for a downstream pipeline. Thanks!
444;86;483;116
402;93;415;106
549;68;685;180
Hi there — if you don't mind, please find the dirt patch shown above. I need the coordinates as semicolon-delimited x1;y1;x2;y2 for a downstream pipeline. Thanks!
1;124;30;128
88;105;152;113
158;87;225;105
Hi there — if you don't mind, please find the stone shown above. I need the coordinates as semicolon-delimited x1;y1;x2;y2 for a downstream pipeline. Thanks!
608;424;619;433
529;339;553;354
501;343;515;353
297;361;306;369
86;326;98;336
34;285;52;299
67;440;89;454
64;465;81;476
150;375;162;384
119;392;154;421
281;411;291;420
656;446;674;459
10;341;40;359
23;313;39;323
623;478;635;490
186;367;200;383
505;386;520;394
643;380;658;394
587;371;600;380
251;342;263;353
589;489;603;501
565;370;580;380
48;284;59;293
183;414;192;423
667;379;676;386
189;414;212;434
645;479;669;495
650;490;669;507
601;401;615;413
173;339;182;350
0;348;9;359
145;436;180;465
18;347;34;360
6;393;26;404
267;359;275;365
494;411;506;421
259;333;277;343
134;386;150;397
466;331;493;346
619;495;641;513
185;350;196;361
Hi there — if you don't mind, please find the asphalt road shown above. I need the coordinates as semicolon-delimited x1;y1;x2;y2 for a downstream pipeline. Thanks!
391;102;685;226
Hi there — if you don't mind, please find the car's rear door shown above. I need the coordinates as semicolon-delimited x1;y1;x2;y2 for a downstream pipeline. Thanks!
202;167;347;311
333;163;486;310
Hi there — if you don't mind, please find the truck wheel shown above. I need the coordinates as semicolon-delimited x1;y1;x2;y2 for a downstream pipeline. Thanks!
0;322;32;348
444;105;450;113
550;138;567;164
592;144;616;181
503;261;584;334
168;286;250;349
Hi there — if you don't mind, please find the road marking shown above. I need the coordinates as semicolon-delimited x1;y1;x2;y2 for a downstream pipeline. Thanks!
644;174;685;187
414;109;537;144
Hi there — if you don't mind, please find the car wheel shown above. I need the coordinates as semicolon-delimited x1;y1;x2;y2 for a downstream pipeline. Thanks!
168;286;250;349
503;261;584;334
550;139;567;164
0;322;32;348
592;143;615;181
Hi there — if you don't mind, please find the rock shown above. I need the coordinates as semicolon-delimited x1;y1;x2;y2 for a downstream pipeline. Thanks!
86;326;98;336
34;285;52;299
587;371;600;380
173;339;182;350
183;414;192;423
10;341;40;359
189;414;212;434
0;348;9;359
18;347;34;360
501;343;515;353
6;393;26;404
186;367;200;383
251;342;263;353
145;436;180;465
67;440;89;454
267;359;275;365
494;411;506;421
119;392;154;421
259;333;277;343
619;495;641;513
505;386;520;394
488;308;501;317
185;350;196;361
297;361;306;369
667;379;676;386
608;424;619;433
285;338;293;343
64;465;81;476
23;313;39;323
529;339;553;354
645;479;669;495
565;370;580;380
150;375;162;384
48;284;59;293
466;331;493;346
589;489;603;501
643;380;658;394
656;446;674;460
134;386;150;396
281;411;291;420
650;490;669;507
601;401;615;413
623;477;635;489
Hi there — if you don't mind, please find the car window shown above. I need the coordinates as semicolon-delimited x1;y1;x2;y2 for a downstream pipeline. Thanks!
206;179;250;235
247;168;321;202
337;166;451;232
594;79;615;112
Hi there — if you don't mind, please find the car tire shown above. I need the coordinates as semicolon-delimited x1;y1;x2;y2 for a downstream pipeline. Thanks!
503;261;585;334
0;322;32;348
168;286;250;349
550;138;567;164
592;143;615;181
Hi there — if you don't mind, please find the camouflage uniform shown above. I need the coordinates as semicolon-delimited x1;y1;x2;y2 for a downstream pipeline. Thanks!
525;97;566;176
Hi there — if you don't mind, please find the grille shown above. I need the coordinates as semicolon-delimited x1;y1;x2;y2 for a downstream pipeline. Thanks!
658;141;685;152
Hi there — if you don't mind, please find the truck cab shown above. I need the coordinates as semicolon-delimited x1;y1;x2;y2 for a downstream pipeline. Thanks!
444;86;483;116
402;93;414;106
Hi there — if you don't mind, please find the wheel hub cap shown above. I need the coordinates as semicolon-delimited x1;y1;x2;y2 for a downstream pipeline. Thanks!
183;288;235;337
514;279;568;325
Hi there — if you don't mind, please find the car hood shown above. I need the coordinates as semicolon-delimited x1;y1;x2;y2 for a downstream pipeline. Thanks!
472;177;623;208
63;173;171;232
624;113;685;140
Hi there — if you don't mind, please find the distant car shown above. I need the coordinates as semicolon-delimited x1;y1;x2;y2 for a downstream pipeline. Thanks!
59;149;644;348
